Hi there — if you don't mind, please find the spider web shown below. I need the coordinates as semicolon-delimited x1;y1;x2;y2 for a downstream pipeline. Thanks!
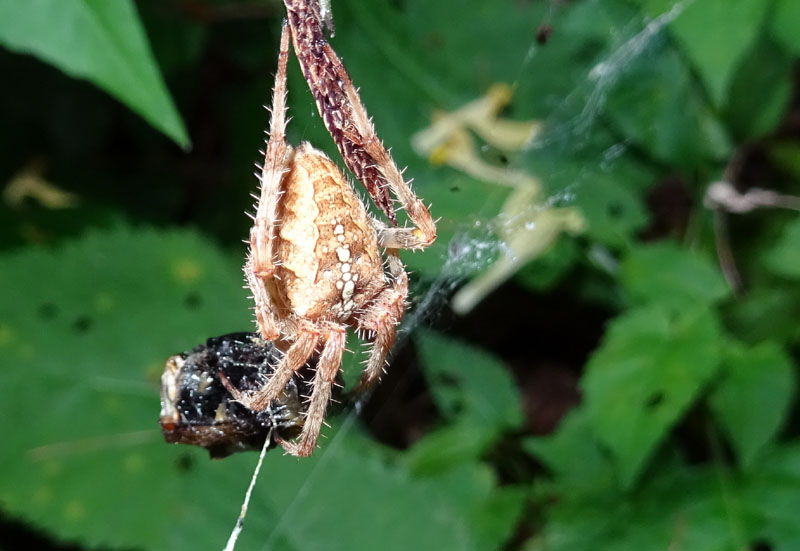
395;0;692;335
219;1;697;548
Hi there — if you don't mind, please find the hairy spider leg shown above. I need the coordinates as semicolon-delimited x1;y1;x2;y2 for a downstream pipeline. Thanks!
278;326;346;456
355;253;408;392
283;0;436;249
229;23;323;418
331;50;437;251
247;20;292;342
225;324;319;412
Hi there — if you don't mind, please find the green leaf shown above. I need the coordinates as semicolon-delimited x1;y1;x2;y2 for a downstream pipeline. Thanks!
428;463;527;551
530;459;749;551
527;151;650;249
764;217;800;279
166;424;517;551
524;408;616;496
582;306;722;488
0;225;250;548
724;287;800;346
416;330;524;430
742;443;800;549
216;433;507;551
604;34;731;166
771;0;800;56
529;466;731;551
620;241;729;311
532;443;800;551
470;485;527;550
0;0;188;147
572;168;651;248
645;0;769;107
404;422;498;477
725;37;793;141
710;343;796;469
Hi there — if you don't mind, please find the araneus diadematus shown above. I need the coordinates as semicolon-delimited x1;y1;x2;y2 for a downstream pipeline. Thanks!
223;17;436;457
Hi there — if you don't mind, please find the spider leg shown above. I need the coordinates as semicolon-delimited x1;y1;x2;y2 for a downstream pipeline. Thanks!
354;253;408;392
330;47;436;251
248;20;292;341
229;324;319;412
279;326;346;457
282;1;436;249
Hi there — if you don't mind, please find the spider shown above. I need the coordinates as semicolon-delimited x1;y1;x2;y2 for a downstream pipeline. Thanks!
224;20;436;457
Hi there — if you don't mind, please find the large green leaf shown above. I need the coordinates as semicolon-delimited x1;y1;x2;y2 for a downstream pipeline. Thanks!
604;33;730;166
724;37;793;142
159;419;524;551
582;306;722;488
771;0;800;56
195;431;516;551
0;0;188;147
710;343;796;469
0;225;251;548
644;0;769;107
620;241;729;312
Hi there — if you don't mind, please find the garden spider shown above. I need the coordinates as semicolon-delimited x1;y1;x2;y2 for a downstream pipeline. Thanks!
224;19;436;457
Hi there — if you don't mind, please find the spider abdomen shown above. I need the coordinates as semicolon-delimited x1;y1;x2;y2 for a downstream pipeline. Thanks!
276;143;384;321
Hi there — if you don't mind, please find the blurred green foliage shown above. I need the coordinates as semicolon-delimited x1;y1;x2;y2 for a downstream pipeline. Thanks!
0;0;189;147
1;0;800;549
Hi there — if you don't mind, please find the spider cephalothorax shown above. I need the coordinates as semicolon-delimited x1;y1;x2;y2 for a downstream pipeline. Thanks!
225;19;435;456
